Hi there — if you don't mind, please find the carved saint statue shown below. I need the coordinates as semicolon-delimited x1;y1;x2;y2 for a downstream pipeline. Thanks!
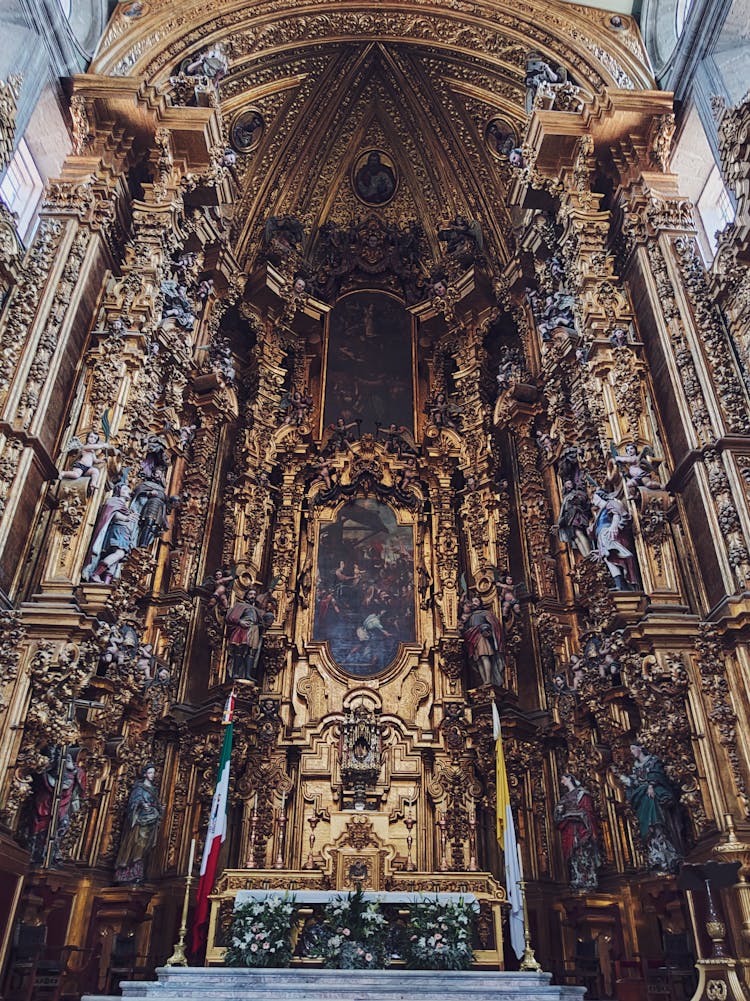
424;391;461;432
225;586;276;681
28;747;87;864
460;593;504;686
590;489;638;590
554;772;602;891
557;479;593;556
115;764;165;884
525;52;566;111
82;483;138;583
613;744;685;874
130;477;171;548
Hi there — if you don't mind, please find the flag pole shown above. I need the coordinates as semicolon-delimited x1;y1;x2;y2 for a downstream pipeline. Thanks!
166;837;196;967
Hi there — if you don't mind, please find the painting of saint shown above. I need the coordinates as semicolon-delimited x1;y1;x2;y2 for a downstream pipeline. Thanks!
352;150;397;206
313;500;415;676
324;292;413;434
231;109;264;152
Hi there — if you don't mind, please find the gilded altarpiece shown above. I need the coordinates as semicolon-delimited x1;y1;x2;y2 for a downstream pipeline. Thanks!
2;2;750;999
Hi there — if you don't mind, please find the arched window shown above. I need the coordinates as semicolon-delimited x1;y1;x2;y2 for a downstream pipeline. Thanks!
675;0;694;35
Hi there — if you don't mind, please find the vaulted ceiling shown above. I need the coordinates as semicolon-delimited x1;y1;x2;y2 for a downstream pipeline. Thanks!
91;0;653;269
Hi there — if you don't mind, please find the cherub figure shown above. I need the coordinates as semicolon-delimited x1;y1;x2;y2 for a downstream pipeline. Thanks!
59;431;108;494
136;643;155;682
309;454;335;493
396;457;420;495
499;574;521;622
609;442;662;497
199;567;237;611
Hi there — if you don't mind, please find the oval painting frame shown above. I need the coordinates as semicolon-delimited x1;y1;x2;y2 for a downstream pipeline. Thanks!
485;117;518;159
351;148;398;207
230;107;265;153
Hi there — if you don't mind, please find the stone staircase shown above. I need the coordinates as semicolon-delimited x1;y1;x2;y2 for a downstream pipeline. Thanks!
82;967;586;1000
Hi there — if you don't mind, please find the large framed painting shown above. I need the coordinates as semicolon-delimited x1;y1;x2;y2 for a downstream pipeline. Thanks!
323;291;414;435
313;499;415;677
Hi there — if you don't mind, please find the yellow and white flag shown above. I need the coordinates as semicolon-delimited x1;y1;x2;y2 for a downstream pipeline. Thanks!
493;702;525;960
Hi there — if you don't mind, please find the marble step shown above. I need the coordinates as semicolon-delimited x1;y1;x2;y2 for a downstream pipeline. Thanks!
82;967;587;1001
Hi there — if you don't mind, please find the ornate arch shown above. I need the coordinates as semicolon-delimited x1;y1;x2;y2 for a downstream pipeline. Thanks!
89;0;654;269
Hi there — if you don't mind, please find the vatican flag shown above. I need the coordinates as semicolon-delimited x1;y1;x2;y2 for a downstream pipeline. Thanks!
493;702;525;960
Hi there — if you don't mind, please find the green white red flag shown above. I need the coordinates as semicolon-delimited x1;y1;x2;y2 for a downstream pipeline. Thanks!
191;690;234;955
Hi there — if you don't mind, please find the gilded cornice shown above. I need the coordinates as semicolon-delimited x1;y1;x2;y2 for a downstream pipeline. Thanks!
91;0;654;96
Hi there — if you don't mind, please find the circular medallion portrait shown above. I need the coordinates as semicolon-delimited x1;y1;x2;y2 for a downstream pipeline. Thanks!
485;117;517;159
230;108;265;153
351;149;398;207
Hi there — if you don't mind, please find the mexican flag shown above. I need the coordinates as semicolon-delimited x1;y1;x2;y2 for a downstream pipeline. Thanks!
191;690;235;956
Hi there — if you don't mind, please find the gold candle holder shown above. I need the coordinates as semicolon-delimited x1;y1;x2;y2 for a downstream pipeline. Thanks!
165;837;196;967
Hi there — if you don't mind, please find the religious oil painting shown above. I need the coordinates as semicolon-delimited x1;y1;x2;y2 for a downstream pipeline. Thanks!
352;149;398;206
324;291;413;435
313;500;415;676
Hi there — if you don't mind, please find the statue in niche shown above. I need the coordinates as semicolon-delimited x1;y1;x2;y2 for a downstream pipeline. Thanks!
525;52;566;111
424;392;461;432
27;747;87;864
263;215;305;261
613;744;685;874
590;488;638;590
115;764;165;884
459;592;504;686
496;346;525;393
609;326;630;348
129;433;177;548
82;482;138;583
486;118;517;158
281;386;314;427
225;585;276;681
554;773;602;890
207;336;236;385
130;476;173;548
438;215;483;264
183;44;228;82
557;478;594;556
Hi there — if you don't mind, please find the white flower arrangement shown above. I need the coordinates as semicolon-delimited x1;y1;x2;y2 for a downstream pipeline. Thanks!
309;888;390;969
404;897;475;970
225;894;297;968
